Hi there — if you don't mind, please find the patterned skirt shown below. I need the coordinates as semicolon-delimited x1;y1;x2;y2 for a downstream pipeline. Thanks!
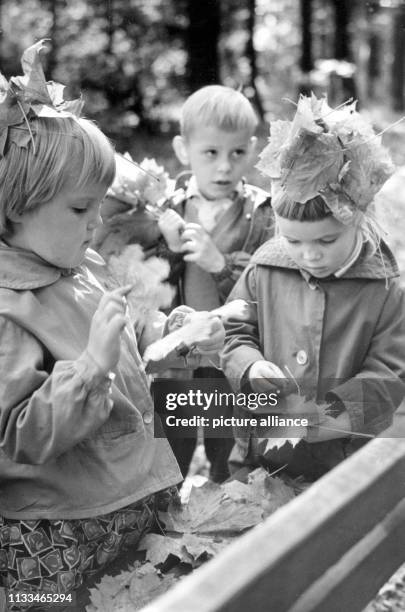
0;488;177;611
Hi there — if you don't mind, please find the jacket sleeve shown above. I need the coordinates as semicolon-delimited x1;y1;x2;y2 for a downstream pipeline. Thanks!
220;265;265;391
212;200;274;302
0;316;114;465
326;279;405;435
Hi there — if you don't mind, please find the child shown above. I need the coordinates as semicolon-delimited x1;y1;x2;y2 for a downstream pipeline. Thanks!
221;95;405;481
156;85;274;481
0;43;224;609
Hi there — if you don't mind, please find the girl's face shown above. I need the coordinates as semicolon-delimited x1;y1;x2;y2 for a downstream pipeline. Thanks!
7;182;108;268
276;213;358;278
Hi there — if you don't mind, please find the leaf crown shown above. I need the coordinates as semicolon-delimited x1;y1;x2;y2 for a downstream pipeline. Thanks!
256;94;395;224
0;39;83;158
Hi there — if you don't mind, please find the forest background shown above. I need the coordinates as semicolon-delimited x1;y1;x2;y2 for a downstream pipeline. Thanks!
0;0;405;272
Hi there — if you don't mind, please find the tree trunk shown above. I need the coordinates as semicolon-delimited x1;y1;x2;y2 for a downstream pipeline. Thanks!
246;0;265;119
329;0;356;105
186;0;220;92
299;0;313;95
391;3;405;112
45;0;58;79
332;0;351;60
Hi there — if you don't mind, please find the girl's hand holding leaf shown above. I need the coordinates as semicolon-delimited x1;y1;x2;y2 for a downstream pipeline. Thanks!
84;285;132;375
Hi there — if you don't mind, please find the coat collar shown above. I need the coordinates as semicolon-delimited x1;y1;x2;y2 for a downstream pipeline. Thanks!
0;240;104;290
251;236;399;281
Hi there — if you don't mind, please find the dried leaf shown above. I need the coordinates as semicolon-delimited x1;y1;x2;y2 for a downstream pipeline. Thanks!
159;480;263;534
256;120;291;179
257;394;327;453
87;562;179;612
128;563;178;610
139;533;230;567
280;130;344;203
107;244;174;323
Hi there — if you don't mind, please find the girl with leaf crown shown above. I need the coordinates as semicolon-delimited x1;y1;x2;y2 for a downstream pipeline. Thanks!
0;41;226;609
221;94;405;480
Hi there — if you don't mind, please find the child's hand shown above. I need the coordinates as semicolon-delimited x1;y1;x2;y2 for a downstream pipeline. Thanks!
183;311;225;354
86;285;132;374
158;209;185;252
248;360;287;393
181;223;225;273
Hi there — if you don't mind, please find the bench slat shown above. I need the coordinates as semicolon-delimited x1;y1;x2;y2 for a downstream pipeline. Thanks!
141;437;405;612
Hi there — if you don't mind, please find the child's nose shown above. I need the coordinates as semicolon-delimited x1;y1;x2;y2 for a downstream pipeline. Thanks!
217;156;232;172
302;246;321;262
87;211;102;231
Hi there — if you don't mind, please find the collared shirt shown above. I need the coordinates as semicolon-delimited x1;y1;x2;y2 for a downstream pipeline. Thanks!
185;175;243;233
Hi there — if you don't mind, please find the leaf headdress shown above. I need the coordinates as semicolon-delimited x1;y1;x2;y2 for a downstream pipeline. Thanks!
0;39;83;157
256;94;395;224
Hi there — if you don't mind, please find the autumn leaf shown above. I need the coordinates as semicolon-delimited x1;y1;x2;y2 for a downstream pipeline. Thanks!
139;533;230;568
257;394;328;453
256;120;291;179
223;469;295;518
280;130;344;203
87;562;179;612
159;480;263;534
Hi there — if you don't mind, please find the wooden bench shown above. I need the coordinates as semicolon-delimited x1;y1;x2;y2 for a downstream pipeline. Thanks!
1;426;404;611
141;426;405;612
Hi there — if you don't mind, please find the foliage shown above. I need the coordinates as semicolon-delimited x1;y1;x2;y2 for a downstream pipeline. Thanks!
87;468;300;611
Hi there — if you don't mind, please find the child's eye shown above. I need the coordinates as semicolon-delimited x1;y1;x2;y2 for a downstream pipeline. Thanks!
72;207;87;215
205;150;217;158
319;238;337;244
232;149;246;158
285;238;299;245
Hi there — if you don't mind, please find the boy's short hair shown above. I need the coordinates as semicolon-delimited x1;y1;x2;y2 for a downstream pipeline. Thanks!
180;85;258;139
0;116;115;236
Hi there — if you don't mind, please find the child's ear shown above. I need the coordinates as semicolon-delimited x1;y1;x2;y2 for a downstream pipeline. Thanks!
248;136;257;156
172;135;189;166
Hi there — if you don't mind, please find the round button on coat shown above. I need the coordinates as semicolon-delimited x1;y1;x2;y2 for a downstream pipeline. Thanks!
296;350;308;365
143;412;153;424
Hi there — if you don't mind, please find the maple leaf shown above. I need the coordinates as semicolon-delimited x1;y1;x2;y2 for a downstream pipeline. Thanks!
107;244;174;324
139;533;230;568
256;120;291;179
223;468;295;519
339;139;394;210
257;394;328;454
159;480;263;534
280;130;344;203
14;39;52;106
289;94;324;138
87;562;179;612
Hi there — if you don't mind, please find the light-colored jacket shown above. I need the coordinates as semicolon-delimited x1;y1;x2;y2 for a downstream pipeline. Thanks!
221;237;405;462
0;244;182;520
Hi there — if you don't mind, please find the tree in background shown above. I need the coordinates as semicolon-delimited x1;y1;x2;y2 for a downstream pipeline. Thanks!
391;0;405;111
186;0;220;91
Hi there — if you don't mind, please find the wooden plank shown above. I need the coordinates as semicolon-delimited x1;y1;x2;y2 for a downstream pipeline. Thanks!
140;438;405;612
289;497;405;612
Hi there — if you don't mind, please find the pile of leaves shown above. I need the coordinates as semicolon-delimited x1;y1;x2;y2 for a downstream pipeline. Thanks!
86;468;305;612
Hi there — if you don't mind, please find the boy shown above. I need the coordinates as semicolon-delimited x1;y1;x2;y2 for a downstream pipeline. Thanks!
157;85;274;481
